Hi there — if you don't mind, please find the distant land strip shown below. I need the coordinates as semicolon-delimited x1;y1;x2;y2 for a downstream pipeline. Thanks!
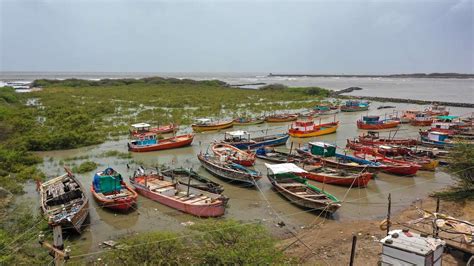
269;73;474;79
332;87;474;108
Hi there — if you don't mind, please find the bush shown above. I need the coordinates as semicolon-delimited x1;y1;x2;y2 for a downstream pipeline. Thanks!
102;219;287;264
260;83;288;90
434;142;474;200
72;161;98;173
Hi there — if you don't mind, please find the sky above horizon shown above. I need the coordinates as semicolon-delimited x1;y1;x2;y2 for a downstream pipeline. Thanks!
0;0;472;74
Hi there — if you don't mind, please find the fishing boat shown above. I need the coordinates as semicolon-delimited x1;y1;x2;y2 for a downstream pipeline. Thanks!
353;151;421;176
358;131;419;146
425;104;449;116
419;131;454;148
265;163;341;213
346;139;409;156
391;155;439;171
197;153;262;186
210;143;256;166
191;118;234;132
129;122;178;136
357;116;400;130
410;113;433;126
377;105;396;110
288;119;339;138
130;168;228;217
91;168;138;211
160;167;224;194
265;113;298;122
39;168;89;233
128;133;194;152
313;104;340;115
233;117;265;125
340;100;369;112
255;146;305;163
297;142;383;173
301;163;373;187
400;110;421;123
223;130;289;150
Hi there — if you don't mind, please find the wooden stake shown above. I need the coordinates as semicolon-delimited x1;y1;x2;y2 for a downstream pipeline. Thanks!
386;193;391;236
349;235;357;266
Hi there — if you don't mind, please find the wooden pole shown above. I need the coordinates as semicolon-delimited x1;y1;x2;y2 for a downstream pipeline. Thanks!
289;142;294;156
186;172;191;197
349;235;357;266
434;197;440;237
386;193;391;236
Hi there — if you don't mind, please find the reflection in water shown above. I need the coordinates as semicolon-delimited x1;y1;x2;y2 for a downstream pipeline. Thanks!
26;101;467;254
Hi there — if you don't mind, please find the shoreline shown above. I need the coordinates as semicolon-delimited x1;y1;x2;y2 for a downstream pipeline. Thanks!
281;196;473;264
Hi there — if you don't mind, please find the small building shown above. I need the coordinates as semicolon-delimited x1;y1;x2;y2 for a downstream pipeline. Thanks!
380;229;445;266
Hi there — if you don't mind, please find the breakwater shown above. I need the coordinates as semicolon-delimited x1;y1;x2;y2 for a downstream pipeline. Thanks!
331;87;474;108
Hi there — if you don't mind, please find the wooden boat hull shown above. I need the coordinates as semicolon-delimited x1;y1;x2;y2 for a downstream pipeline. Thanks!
289;125;338;138
231;134;289;150
267;174;340;213
128;134;193;152
39;170;89;233
151;124;178;134
300;171;373;188
265;115;298;122
197;154;261;186
341;106;369;112
161;168;224;194
90;183;138;211
353;152;420;176
410;120;433;126
130;181;226;217
357;120;400;130
233;119;265;125
211;143;256;166
192;121;234;132
358;136;418;146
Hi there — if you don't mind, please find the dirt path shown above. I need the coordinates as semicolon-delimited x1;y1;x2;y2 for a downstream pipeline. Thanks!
281;197;474;265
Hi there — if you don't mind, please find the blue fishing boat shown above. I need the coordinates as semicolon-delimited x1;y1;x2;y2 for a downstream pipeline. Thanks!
223;130;289;150
341;100;369;112
419;131;454;148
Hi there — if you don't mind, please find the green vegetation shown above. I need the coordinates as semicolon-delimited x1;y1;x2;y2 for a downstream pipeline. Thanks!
434;142;474;200
72;161;99;173
100;219;288;265
99;150;132;159
0;203;50;265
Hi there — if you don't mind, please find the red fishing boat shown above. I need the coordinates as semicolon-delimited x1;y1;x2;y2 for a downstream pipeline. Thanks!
91;168;138;211
346;139;410;156
130;122;178;136
357;116;400;130
265;114;298;122
128;133;194;152
130;169;228;217
358;131;418;146
353;151;421;176
425;104;449;116
210;143;256;166
300;163;373;187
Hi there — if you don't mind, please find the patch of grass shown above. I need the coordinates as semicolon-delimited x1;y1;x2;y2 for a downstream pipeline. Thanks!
101;219;289;265
63;155;90;161
72;161;98;174
99;150;132;159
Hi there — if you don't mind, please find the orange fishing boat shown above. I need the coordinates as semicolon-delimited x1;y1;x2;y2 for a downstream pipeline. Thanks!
192;118;234;132
288;120;339;138
357;116;400;130
130;122;178;136
128;133;194;152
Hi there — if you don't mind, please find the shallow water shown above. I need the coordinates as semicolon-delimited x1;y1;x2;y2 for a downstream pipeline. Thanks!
20;101;472;258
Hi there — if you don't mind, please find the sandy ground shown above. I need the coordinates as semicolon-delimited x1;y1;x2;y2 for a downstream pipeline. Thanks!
281;197;474;265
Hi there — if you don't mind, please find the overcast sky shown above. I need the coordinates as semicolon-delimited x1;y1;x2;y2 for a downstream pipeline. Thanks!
0;0;472;74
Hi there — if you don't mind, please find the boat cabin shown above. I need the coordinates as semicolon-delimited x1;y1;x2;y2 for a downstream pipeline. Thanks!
265;163;307;176
131;123;151;134
290;120;316;131
431;122;456;130
427;132;450;142
195;118;212;125
436;115;458;123
224;130;251;142
308;142;336;157
93;168;123;194
345;100;369;107
414;113;432;121
362;116;380;124
131;132;158;146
